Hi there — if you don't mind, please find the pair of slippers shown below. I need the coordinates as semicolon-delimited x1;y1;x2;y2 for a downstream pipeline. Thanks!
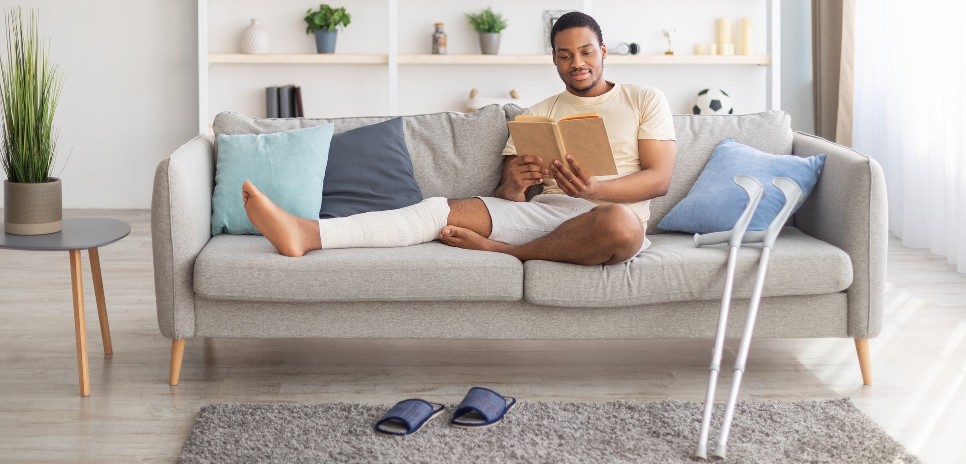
373;387;516;436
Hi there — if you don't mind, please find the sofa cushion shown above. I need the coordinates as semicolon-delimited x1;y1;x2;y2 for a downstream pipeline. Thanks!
658;138;826;234
194;236;523;302
211;125;334;235
523;227;851;307
213;104;510;200
319;118;423;218
651;112;794;235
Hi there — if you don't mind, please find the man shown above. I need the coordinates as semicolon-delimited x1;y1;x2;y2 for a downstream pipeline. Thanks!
243;11;676;265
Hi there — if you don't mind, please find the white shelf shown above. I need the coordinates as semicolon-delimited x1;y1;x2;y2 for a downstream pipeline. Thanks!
208;53;770;66
209;53;388;64
198;0;780;132
607;54;771;65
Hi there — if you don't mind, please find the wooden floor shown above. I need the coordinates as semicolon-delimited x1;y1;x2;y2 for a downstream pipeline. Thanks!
1;209;963;463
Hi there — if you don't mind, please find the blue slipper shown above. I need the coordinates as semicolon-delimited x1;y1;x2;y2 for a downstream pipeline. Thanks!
450;387;517;428
373;399;445;436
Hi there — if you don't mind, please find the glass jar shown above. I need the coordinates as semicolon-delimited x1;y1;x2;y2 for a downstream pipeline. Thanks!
432;22;447;55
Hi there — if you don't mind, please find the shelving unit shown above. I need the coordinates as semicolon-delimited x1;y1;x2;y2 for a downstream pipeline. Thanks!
208;53;771;66
198;0;780;134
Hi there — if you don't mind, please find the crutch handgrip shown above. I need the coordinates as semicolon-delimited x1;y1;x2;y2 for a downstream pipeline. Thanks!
694;229;766;247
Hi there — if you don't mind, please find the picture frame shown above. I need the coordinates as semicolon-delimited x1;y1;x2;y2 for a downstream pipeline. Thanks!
543;10;570;54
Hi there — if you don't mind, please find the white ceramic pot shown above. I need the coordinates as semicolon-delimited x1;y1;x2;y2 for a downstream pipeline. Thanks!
240;19;270;54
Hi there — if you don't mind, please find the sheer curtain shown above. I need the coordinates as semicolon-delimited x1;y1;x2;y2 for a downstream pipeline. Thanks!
853;1;966;273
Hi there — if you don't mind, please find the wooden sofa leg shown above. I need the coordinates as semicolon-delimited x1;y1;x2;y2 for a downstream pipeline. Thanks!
854;338;872;386
170;339;186;386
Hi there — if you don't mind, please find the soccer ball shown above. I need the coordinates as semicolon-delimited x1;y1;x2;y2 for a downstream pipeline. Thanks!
692;88;734;115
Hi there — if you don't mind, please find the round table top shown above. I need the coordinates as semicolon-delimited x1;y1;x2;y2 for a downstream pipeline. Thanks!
0;218;131;251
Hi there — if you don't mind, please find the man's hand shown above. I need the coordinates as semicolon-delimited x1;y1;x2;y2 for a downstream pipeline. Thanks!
496;155;549;201
552;155;600;200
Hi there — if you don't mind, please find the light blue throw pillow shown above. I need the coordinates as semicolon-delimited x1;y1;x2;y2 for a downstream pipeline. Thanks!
657;138;825;234
211;124;334;235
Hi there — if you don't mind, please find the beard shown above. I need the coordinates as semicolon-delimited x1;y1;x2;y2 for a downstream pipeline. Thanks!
562;62;605;95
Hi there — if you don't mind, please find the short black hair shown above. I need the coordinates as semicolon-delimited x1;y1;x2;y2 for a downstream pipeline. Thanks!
550;11;604;51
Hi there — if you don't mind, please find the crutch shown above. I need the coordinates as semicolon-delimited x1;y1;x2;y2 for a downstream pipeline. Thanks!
709;177;802;460
690;175;765;461
690;177;804;461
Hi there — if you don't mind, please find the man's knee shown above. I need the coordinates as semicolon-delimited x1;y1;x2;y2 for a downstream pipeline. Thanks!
593;204;644;259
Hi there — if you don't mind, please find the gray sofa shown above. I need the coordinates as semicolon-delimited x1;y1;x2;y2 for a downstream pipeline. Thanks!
152;105;886;387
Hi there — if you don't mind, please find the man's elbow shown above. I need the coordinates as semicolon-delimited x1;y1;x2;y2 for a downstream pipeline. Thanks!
654;177;671;197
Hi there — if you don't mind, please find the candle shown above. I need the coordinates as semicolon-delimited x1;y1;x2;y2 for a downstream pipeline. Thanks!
695;43;707;55
709;43;718;55
740;18;752;55
717;18;732;49
722;43;735;56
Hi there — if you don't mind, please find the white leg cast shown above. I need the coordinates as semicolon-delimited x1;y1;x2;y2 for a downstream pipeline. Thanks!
318;197;450;249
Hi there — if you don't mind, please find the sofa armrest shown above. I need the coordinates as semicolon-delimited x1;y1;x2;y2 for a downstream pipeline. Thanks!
152;135;215;339
792;132;888;338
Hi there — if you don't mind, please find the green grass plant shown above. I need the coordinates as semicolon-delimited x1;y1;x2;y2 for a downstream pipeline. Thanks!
466;7;508;34
0;8;62;184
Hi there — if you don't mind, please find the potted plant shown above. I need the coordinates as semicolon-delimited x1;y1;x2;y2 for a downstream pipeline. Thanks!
304;4;351;54
1;8;64;235
466;7;508;55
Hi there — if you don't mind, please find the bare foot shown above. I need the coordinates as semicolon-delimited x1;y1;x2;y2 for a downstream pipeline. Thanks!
242;180;322;257
439;226;509;253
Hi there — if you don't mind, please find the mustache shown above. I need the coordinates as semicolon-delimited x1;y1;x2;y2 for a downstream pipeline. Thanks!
569;67;590;74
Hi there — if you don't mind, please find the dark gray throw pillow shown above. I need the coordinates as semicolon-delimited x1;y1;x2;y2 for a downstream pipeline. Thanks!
320;117;423;218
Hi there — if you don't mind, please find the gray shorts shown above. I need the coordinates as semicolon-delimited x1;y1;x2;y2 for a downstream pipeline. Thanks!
478;194;650;260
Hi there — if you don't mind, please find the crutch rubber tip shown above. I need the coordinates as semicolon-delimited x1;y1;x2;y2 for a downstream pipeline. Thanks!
710;452;726;461
689;454;707;462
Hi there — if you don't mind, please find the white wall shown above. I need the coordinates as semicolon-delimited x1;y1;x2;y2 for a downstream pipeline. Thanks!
780;0;815;133
0;0;197;209
0;0;811;209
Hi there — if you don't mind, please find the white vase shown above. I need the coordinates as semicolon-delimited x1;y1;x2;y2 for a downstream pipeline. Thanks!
239;19;269;54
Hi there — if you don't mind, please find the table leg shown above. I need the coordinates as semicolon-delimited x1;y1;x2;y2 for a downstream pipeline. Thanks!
88;247;113;356
69;250;90;397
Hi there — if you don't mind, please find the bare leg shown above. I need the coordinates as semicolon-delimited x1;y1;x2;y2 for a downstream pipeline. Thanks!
242;181;321;257
445;198;493;237
441;203;644;265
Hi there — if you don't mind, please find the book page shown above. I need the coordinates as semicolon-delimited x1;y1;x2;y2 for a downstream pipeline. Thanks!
507;122;564;171
559;112;600;121
513;115;555;123
557;118;618;176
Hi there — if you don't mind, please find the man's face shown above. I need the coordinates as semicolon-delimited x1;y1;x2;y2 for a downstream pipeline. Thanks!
552;27;607;96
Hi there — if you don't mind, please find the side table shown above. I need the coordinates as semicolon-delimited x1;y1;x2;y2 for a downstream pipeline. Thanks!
0;218;131;397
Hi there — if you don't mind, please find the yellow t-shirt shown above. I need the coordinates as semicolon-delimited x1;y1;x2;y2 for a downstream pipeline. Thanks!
502;83;676;226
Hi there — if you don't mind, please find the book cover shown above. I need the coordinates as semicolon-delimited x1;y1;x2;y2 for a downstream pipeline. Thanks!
278;85;294;118
293;86;304;117
507;113;618;176
265;86;279;118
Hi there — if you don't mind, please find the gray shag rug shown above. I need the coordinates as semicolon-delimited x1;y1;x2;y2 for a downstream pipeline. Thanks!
180;399;920;463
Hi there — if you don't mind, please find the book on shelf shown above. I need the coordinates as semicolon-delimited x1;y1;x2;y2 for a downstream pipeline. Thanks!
507;113;617;176
269;85;303;118
278;85;294;118
265;86;279;118
293;86;304;117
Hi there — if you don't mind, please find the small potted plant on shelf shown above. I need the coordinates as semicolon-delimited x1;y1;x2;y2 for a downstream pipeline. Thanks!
1;8;65;235
466;7;507;55
304;4;351;54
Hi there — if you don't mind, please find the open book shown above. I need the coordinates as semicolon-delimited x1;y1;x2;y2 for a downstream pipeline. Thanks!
507;113;618;176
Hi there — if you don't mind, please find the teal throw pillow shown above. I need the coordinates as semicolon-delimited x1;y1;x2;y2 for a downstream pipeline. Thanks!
657;138;825;234
211;124;334;235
